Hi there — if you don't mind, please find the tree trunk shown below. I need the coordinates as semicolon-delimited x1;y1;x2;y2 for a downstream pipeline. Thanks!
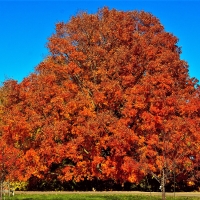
173;168;176;199
162;168;166;200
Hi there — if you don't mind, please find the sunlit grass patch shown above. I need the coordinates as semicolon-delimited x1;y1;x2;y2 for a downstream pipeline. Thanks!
10;193;200;200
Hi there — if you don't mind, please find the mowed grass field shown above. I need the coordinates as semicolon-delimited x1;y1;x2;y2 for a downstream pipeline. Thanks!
9;192;200;200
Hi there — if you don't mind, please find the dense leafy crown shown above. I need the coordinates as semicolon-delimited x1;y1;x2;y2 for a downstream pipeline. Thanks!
0;8;199;187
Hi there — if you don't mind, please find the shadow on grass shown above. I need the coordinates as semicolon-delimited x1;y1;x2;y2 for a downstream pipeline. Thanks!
13;195;148;200
14;199;34;200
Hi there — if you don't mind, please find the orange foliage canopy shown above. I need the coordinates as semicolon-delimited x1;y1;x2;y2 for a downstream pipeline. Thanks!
0;8;199;185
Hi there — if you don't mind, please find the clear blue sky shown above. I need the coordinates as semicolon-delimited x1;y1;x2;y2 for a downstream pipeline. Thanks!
0;1;200;84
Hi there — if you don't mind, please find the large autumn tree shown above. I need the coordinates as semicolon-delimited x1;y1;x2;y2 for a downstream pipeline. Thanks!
0;8;199;195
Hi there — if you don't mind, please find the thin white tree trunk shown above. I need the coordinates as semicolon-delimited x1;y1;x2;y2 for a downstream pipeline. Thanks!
162;168;166;200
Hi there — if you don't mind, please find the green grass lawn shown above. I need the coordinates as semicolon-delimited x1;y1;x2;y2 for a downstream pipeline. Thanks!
7;193;200;200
